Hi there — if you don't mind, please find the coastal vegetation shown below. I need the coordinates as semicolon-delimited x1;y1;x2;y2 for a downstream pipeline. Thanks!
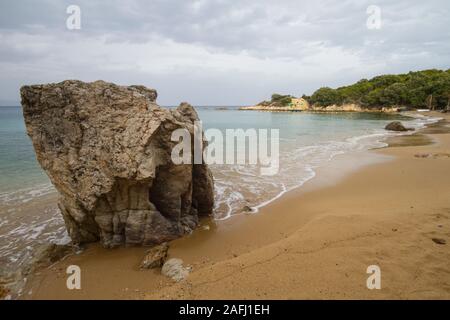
307;69;450;110
247;69;450;112
270;94;293;106
257;94;293;107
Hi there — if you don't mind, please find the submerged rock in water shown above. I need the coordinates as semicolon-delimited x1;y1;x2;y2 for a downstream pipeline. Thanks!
385;121;414;132
20;80;214;248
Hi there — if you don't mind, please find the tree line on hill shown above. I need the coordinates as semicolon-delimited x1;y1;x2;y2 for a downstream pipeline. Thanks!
267;69;450;110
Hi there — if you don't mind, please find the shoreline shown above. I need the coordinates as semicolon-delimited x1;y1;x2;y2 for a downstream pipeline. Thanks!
239;104;401;113
11;112;450;299
221;111;439;218
150;111;450;299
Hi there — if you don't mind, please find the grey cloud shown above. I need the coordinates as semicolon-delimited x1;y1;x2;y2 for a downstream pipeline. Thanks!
0;0;449;105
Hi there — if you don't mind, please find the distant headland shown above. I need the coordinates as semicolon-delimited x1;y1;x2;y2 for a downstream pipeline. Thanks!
241;69;450;112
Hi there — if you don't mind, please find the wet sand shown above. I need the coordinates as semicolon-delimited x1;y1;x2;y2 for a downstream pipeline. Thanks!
22;112;450;299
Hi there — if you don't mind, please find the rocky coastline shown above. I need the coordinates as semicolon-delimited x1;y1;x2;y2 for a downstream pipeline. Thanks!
240;99;400;113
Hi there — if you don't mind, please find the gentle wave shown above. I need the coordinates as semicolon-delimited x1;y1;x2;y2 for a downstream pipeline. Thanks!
211;114;441;220
0;183;55;205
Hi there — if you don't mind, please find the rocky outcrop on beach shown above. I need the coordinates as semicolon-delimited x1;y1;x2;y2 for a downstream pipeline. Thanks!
310;104;398;113
240;98;310;112
385;121;414;132
20;80;214;248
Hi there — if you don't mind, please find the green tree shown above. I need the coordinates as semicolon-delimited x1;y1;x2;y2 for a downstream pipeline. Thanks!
271;93;292;106
310;87;342;106
379;83;408;106
309;69;450;110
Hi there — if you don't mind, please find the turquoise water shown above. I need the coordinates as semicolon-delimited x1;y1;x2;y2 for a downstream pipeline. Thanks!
0;107;49;194
0;106;433;211
0;106;439;274
0;106;435;208
196;107;430;219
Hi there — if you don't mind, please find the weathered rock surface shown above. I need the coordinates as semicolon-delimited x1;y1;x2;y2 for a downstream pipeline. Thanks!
21;80;214;248
140;243;169;269
0;284;9;300
385;121;414;132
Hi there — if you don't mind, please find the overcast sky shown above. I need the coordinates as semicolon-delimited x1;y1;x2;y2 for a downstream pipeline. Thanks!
0;0;449;106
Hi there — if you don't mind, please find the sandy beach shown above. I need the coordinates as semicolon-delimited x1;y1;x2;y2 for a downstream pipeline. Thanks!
21;112;450;300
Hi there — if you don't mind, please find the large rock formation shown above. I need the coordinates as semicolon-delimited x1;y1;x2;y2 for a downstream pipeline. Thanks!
21;80;214;248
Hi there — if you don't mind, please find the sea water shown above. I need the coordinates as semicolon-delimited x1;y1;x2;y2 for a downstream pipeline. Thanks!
0;106;439;274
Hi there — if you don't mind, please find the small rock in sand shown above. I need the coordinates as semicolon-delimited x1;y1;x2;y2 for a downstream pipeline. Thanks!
161;258;191;282
385;121;414;132
434;152;450;158
140;243;169;269
415;152;450;159
432;238;446;245
242;205;253;213
414;153;431;158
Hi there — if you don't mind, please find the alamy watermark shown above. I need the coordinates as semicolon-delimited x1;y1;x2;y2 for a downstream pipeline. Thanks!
66;265;81;290
366;5;382;30
171;121;280;176
66;5;81;30
366;265;381;289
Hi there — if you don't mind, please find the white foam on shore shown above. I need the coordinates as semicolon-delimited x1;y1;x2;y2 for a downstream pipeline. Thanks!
211;114;441;220
0;183;55;205
252;166;316;212
0;205;68;275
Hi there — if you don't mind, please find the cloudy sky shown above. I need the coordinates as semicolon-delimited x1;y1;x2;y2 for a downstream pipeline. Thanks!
0;0;449;106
